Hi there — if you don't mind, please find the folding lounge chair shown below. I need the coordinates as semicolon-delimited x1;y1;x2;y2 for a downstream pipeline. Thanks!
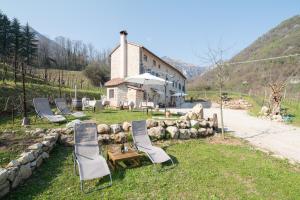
74;123;112;192
55;98;86;118
33;98;66;123
131;120;174;165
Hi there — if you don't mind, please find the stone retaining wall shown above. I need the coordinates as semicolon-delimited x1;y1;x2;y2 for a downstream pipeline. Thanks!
0;130;60;198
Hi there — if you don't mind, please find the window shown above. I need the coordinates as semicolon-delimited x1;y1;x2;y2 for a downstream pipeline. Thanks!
179;83;181;90
143;55;148;62
158;64;161;69
153;60;156;66
109;89;114;99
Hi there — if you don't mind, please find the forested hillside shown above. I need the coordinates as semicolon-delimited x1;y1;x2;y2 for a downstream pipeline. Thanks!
189;15;300;98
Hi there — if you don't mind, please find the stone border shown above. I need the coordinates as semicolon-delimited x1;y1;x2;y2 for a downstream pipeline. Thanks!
0;129;60;198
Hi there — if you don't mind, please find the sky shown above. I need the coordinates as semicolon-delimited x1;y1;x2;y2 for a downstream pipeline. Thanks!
1;0;299;65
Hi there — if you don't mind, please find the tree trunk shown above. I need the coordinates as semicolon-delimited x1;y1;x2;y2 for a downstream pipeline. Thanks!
21;62;30;125
219;86;225;139
59;70;62;98
14;60;17;84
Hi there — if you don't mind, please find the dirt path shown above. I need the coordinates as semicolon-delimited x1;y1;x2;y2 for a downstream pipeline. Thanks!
168;106;300;163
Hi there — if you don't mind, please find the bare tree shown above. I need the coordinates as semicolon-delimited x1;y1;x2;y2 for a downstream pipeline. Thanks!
200;45;229;139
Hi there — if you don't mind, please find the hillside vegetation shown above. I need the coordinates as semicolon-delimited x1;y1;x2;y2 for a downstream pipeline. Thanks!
189;15;300;98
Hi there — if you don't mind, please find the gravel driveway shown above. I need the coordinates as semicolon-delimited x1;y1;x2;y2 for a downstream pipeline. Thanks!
166;105;300;163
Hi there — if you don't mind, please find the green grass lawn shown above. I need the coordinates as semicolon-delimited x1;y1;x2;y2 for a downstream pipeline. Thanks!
6;139;300;200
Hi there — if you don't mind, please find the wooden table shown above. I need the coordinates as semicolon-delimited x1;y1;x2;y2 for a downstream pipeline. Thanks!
107;148;141;170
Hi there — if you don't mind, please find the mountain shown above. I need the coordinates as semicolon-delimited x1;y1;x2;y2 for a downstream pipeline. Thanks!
189;15;300;93
161;56;206;78
29;27;59;51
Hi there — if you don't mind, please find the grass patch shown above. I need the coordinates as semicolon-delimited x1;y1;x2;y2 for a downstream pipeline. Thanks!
6;139;300;199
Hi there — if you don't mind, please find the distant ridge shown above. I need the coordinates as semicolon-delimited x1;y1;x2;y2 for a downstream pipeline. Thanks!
161;56;206;79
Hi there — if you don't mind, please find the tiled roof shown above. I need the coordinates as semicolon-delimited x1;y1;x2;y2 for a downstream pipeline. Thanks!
104;78;125;87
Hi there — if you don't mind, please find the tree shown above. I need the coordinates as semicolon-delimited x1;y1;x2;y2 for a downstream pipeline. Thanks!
202;46;229;139
0;13;12;82
11;18;22;84
83;61;110;86
20;23;38;125
37;38;51;82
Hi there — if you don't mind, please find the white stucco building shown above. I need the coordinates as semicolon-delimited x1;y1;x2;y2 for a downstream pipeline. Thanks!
105;31;186;108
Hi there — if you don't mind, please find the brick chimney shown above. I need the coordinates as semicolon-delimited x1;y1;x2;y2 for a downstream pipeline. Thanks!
120;30;128;78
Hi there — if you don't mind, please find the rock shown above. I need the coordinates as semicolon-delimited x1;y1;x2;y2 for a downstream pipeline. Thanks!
206;128;214;135
122;122;131;132
98;134;110;143
190;120;200;129
158;120;166;128
146;119;158;128
179;129;190;139
64;128;74;135
110;124;122;134
192;103;204;119
36;155;43;167
187;112;198;120
166;126;179;139
66;119;82;129
7;167;18;183
30;161;37;170
28;143;43;151
260;106;270;116
179;115;189;121
31;128;44;136
42;140;51;147
164;120;176;126
97;124;110;134
48;132;60;140
207;121;214;128
0;169;8;185
110;134;115;141
25;152;35;162
198;128;207;137
19;163;32;180
148;126;165;140
0;181;9;198
272;114;283;122
44;135;56;142
114;132;126;143
189;128;198;138
59;135;73;146
17;152;35;164
6;160;20;168
11;171;21;189
199;120;208;128
178;120;191;129
42;152;49;159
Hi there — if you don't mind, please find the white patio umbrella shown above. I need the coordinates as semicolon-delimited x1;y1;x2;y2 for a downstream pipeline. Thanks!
125;73;172;113
125;73;171;85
